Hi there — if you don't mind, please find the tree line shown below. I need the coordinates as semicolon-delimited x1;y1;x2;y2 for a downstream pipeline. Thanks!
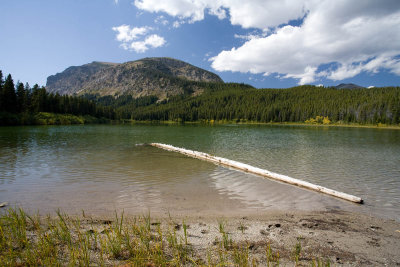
94;83;400;125
0;70;115;125
2;68;399;126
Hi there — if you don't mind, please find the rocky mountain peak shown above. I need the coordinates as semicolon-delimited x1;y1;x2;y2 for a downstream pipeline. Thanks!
46;57;223;99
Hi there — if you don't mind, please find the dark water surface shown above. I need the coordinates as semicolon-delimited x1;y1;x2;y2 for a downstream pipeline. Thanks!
1;124;399;220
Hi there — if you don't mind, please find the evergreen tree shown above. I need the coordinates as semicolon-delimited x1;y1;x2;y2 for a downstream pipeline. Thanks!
16;82;26;112
1;74;17;113
0;70;3;111
0;70;3;89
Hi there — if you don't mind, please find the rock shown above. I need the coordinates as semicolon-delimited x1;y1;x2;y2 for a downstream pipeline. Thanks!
0;202;8;208
370;225;381;231
46;57;224;100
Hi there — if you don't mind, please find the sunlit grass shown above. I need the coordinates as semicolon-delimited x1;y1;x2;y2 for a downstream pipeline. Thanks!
0;207;332;266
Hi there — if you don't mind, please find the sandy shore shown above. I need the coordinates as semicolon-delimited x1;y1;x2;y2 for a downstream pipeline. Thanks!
76;209;400;266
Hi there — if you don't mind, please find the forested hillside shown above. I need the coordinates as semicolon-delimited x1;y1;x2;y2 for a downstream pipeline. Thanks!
90;83;400;125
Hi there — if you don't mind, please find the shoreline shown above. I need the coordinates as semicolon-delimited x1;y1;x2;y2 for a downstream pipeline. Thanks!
125;119;400;130
2;207;399;266
2;113;400;130
170;209;400;266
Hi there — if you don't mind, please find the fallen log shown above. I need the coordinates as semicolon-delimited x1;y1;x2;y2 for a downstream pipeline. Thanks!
149;143;363;204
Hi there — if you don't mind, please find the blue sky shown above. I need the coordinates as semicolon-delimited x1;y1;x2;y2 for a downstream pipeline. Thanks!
1;0;400;89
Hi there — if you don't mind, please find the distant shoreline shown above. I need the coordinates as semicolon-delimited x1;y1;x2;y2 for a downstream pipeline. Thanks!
2;112;400;130
124;119;400;130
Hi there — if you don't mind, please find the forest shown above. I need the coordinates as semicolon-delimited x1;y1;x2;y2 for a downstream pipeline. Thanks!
0;71;114;125
1;69;400;126
90;82;400;125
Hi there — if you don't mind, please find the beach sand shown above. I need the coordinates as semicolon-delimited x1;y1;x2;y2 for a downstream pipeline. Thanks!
77;209;400;266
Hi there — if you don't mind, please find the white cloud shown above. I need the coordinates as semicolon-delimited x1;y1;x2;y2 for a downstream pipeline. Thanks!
210;1;400;84
130;34;166;53
134;0;400;84
284;66;317;84
155;15;169;26
223;0;306;29
234;32;266;41
129;41;146;53
327;64;364;81
134;0;227;23
172;20;183;28
134;0;307;29
327;56;400;80
112;25;151;42
112;25;166;53
145;34;166;48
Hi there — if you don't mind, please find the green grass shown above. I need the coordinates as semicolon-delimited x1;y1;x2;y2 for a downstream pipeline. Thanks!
0;111;112;126
0;207;333;266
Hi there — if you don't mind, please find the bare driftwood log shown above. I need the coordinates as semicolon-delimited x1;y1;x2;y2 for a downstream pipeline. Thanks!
150;143;363;204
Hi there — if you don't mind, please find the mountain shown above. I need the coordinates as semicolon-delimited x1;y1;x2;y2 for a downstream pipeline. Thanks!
46;57;223;99
46;61;119;96
335;83;364;89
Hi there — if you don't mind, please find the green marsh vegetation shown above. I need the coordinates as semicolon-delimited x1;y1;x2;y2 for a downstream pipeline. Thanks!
0;207;333;266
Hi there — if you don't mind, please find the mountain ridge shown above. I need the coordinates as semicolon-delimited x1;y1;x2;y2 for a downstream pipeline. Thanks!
46;57;223;99
334;83;364;89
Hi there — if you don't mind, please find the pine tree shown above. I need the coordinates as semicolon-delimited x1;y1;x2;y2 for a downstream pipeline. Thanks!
0;70;3;111
1;74;17;113
16;82;26;112
0;70;3;89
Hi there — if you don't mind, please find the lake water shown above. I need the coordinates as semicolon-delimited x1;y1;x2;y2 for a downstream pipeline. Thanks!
1;124;399;220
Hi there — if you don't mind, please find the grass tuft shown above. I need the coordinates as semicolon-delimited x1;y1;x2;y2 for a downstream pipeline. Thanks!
0;207;333;266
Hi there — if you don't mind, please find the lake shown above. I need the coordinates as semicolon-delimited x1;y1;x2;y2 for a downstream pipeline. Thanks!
1;124;399;220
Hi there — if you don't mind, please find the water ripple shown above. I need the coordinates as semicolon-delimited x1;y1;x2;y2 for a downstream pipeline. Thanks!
0;125;399;220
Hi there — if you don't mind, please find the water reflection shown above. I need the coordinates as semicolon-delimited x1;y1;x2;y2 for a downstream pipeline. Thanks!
209;166;356;212
0;125;399;220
